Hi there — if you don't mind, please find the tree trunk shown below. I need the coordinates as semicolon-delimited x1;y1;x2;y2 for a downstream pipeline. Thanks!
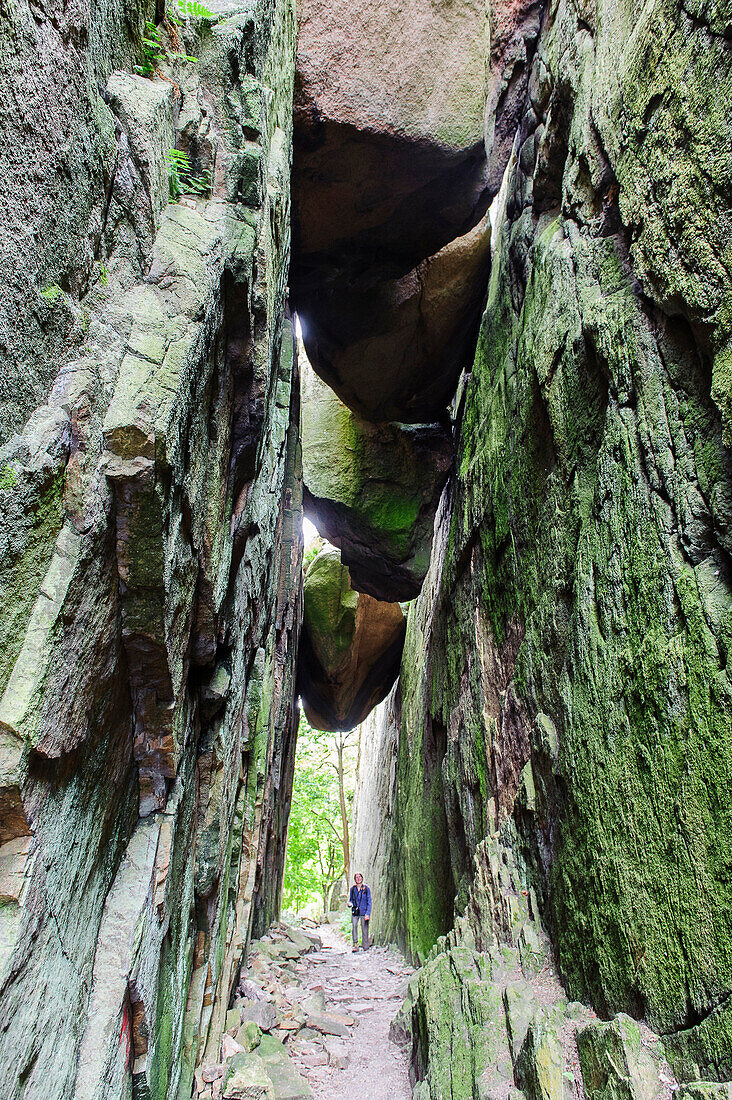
335;733;350;886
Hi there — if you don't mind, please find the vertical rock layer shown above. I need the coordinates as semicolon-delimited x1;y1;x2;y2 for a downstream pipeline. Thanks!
0;0;300;1096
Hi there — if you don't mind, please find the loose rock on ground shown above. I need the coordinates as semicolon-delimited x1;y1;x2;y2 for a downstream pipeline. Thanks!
192;919;413;1100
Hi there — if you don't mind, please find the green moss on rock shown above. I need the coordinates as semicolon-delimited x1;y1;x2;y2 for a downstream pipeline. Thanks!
303;548;359;668
377;0;732;1076
0;468;66;696
301;361;451;600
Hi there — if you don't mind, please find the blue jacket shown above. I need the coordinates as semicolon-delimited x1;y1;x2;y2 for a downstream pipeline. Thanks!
349;884;371;917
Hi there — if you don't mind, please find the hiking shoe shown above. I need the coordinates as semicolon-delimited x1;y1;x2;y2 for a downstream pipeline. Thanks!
352;945;358;952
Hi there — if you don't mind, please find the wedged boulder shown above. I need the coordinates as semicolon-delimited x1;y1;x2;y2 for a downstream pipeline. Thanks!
294;187;493;425
301;361;451;600
293;0;490;262
292;0;543;423
298;548;405;731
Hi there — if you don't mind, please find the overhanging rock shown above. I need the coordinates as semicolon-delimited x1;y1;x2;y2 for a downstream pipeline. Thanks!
291;0;543;424
301;360;452;601
298;548;406;731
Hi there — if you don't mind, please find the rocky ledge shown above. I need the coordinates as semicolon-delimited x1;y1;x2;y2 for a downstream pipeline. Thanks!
392;837;730;1100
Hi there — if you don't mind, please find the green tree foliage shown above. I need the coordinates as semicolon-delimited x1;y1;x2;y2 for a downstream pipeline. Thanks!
283;713;356;914
303;535;325;573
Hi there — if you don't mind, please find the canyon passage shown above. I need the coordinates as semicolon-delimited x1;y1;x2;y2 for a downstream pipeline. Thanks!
0;0;731;1096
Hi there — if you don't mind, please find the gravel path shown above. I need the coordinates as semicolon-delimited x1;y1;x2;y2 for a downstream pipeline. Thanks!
294;923;414;1099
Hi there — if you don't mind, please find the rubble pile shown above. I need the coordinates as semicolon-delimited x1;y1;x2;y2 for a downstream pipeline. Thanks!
191;920;411;1099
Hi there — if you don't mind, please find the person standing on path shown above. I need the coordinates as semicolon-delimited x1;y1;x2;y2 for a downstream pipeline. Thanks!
349;872;371;952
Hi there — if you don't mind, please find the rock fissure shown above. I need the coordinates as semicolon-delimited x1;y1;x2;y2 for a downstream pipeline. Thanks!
2;0;732;1094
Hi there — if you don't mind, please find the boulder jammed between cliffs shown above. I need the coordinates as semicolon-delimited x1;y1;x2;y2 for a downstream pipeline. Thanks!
297;547;406;731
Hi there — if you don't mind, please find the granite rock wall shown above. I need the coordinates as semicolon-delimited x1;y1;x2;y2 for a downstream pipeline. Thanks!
0;0;301;1095
355;0;732;1090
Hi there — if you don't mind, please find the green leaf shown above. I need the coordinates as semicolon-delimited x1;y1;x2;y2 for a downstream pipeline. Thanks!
176;0;215;20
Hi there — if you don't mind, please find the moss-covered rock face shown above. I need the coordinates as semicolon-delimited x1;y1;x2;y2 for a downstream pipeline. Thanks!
301;361;451;600
0;0;300;1094
299;548;405;731
0;0;147;444
390;815;698;1100
2;0;731;1091
358;0;732;1085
